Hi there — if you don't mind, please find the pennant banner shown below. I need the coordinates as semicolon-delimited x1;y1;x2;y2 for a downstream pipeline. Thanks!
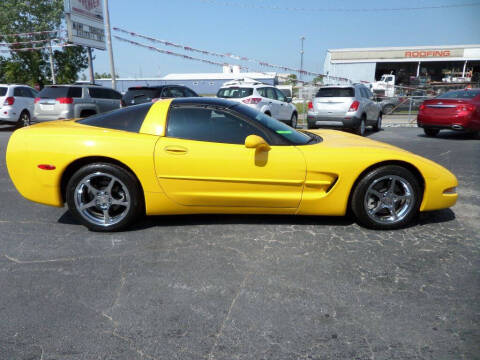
113;26;352;82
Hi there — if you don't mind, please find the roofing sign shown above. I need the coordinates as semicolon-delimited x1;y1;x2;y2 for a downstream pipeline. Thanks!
64;0;106;50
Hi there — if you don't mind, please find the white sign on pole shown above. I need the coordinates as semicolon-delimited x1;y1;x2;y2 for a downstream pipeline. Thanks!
64;0;106;50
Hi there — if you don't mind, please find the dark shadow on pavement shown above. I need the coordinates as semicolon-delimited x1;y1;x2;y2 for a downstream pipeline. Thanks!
416;208;456;225
418;131;479;140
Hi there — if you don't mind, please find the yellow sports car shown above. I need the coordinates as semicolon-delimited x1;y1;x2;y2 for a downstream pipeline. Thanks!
6;98;457;232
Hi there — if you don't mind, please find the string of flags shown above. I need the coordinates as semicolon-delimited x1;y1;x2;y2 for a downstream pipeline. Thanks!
0;29;64;39
0;38;63;47
0;43;78;53
113;27;351;82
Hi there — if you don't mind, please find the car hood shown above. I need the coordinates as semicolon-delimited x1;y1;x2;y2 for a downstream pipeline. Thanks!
302;129;409;152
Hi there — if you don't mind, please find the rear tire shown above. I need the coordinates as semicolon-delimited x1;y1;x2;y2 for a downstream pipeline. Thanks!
373;113;382;132
354;117;366;136
383;104;394;114
17;111;31;127
424;128;440;137
351;165;422;230
66;163;143;232
80;110;97;118
290;113;298;128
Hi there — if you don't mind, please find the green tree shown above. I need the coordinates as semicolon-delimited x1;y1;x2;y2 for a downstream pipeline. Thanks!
313;75;324;85
284;74;298;86
94;72;119;79
0;0;88;85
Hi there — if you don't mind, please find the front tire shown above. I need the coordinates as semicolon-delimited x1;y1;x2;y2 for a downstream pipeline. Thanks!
351;165;422;230
424;128;440;137
66;163;143;232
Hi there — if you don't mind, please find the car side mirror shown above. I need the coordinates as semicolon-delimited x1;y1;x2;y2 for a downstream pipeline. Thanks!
245;135;271;151
286;97;292;103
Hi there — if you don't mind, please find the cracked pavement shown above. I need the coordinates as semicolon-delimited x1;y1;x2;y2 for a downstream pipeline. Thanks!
0;126;478;359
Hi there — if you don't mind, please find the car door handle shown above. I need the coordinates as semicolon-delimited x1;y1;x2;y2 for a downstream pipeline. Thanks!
268;102;273;104
164;145;188;154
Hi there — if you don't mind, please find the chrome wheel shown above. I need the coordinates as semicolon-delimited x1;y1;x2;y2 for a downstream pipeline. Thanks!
74;172;131;227
364;175;415;225
19;112;30;127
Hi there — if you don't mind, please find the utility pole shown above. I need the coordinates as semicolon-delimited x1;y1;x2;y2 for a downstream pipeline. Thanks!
87;47;94;84
299;36;305;81
104;0;117;89
48;39;56;84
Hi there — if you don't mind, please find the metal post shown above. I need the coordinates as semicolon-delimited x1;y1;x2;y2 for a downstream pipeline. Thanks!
408;96;413;123
462;60;468;78
416;61;421;77
87;47;94;84
48;40;56;84
299;36;305;81
104;0;117;89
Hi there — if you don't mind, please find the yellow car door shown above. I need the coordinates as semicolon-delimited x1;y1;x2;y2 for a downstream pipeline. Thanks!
154;105;306;208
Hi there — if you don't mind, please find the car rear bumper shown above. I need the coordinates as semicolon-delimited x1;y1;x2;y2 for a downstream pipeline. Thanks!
307;113;360;128
417;113;479;131
0;107;18;123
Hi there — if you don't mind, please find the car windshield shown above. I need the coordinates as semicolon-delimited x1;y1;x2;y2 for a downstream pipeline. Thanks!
0;87;7;96
437;90;480;99
232;104;312;145
217;87;253;98
316;87;354;97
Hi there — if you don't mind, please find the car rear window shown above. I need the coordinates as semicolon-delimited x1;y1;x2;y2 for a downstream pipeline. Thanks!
38;86;82;98
316;88;354;97
77;103;152;133
217;87;253;98
123;88;162;103
437;90;480;99
0;87;7;96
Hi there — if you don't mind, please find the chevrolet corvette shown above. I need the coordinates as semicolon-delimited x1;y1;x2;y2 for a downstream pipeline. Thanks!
6;98;457;231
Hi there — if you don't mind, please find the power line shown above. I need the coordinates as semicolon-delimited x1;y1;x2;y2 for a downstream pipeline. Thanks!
191;0;480;12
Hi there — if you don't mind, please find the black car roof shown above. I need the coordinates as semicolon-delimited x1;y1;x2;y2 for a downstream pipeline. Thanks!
171;97;237;108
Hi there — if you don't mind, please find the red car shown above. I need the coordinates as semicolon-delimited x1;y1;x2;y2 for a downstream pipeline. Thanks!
417;89;480;137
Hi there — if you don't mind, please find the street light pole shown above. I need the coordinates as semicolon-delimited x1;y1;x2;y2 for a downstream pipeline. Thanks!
103;0;117;89
300;36;305;81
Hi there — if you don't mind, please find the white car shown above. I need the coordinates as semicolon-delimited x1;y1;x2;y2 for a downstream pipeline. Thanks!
0;84;38;127
216;78;298;127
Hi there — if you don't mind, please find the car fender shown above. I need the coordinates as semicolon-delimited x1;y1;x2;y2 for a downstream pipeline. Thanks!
74;103;99;117
259;104;272;115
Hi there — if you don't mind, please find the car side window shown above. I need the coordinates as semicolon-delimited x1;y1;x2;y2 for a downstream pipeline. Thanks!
162;87;175;98
25;88;36;98
170;87;185;98
77;103;152;132
357;87;365;98
14;88;24;97
167;106;269;145
182;87;197;97
257;88;266;97
274;88;286;102
69;87;83;98
106;89;122;100
266;87;277;100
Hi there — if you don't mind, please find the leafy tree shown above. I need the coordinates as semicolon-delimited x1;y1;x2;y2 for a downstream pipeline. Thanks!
94;72;119;79
0;0;88;85
284;74;298;86
313;75;324;85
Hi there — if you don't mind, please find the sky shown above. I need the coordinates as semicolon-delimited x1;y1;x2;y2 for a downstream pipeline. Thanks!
87;0;480;79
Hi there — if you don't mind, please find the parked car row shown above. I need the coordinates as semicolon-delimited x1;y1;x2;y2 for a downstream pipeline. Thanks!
2;81;479;138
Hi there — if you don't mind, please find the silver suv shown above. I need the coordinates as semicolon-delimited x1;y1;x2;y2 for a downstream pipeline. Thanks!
217;79;298;127
307;84;382;136
34;85;122;122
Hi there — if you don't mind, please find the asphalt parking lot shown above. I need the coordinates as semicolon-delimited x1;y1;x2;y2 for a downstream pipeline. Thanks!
0;125;478;360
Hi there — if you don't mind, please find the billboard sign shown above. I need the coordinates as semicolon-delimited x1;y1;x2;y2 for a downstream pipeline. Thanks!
64;0;106;50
